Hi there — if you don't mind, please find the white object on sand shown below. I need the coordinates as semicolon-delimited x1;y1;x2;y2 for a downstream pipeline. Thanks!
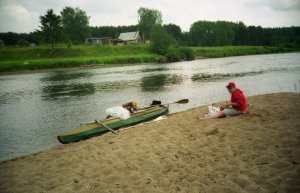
205;105;220;117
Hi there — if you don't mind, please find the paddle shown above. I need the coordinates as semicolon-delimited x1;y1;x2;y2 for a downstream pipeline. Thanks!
95;120;117;134
164;99;189;105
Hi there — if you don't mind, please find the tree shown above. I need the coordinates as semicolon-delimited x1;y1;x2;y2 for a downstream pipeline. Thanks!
163;24;183;43
189;21;216;46
61;7;90;43
39;9;62;48
248;26;264;46
233;22;248;45
150;25;176;55
0;32;20;45
214;21;235;46
138;7;162;41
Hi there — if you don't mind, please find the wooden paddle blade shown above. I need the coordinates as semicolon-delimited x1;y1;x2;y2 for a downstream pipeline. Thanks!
176;99;189;104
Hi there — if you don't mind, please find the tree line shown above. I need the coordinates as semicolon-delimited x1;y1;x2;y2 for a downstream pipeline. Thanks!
187;21;300;47
0;7;299;48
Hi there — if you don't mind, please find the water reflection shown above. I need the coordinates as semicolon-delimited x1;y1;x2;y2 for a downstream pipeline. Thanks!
191;68;288;82
140;67;170;73
95;80;137;91
125;67;170;74
40;71;95;82
140;74;184;91
42;83;96;99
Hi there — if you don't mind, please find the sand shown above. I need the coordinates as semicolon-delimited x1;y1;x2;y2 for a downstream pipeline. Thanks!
0;92;299;193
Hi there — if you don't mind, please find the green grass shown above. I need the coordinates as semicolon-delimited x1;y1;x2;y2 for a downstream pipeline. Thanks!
0;44;166;72
192;46;299;58
0;44;299;72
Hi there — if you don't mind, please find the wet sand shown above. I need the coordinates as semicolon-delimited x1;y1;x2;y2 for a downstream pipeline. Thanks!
0;92;299;193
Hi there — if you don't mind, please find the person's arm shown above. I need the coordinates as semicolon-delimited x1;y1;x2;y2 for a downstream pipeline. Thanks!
229;101;241;107
222;101;240;109
220;102;228;110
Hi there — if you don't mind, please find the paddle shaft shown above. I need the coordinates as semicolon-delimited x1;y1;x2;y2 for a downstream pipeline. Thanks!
95;120;117;134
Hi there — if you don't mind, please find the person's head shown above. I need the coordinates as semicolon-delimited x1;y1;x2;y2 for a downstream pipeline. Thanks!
226;82;236;94
131;101;138;110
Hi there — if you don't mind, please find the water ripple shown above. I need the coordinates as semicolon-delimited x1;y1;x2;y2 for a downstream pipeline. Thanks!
191;68;288;82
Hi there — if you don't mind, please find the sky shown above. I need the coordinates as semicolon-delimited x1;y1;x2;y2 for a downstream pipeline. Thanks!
0;0;300;33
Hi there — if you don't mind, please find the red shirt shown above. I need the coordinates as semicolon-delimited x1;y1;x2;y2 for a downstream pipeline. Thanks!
231;89;247;112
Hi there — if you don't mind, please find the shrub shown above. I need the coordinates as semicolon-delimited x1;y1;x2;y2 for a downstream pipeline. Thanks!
179;47;195;60
165;47;181;62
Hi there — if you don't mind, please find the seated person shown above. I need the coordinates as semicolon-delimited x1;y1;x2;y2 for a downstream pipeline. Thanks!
206;82;247;119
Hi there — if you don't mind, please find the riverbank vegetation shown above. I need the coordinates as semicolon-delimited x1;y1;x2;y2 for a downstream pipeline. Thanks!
192;46;298;58
0;44;164;72
0;44;298;72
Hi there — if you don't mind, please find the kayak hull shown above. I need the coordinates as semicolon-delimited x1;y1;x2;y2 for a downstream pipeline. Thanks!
57;105;168;143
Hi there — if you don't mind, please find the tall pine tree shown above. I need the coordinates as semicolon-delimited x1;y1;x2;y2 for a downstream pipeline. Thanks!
39;9;62;48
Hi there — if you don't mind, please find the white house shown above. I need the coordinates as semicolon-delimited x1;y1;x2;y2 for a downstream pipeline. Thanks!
118;31;141;44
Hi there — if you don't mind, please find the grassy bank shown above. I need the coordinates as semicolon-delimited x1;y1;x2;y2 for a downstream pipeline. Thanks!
192;46;299;58
0;44;299;72
0;44;165;72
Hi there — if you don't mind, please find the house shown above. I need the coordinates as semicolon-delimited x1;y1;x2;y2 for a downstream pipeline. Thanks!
17;39;30;46
112;39;125;45
118;31;141;45
86;37;113;45
0;39;4;47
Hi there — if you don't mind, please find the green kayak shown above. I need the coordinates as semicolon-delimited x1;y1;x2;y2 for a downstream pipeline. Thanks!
57;105;169;143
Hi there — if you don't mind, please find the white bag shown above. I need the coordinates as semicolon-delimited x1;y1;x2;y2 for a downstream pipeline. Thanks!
105;106;130;120
205;105;220;117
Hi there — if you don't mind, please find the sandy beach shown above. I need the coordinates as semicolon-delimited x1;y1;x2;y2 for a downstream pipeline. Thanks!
0;92;299;193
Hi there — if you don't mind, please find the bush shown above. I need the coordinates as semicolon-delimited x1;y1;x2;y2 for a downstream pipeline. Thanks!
165;47;181;62
179;47;195;60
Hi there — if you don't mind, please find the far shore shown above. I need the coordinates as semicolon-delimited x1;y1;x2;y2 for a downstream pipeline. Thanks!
0;92;299;193
0;61;147;75
0;45;299;74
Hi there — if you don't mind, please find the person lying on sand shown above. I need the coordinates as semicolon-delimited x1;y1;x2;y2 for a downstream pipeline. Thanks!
202;82;247;119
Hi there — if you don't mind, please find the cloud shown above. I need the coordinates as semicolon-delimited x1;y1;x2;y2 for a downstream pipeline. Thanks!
0;0;34;32
246;0;300;11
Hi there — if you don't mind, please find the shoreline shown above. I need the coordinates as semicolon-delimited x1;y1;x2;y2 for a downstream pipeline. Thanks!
1;46;299;75
0;62;153;76
0;51;299;76
1;92;299;193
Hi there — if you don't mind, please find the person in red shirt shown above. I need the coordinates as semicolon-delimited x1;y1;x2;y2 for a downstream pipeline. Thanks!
207;82;247;119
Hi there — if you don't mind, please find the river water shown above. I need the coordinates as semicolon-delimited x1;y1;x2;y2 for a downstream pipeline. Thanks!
0;53;299;161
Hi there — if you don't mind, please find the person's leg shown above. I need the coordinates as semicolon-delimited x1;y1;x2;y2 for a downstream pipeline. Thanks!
224;108;240;117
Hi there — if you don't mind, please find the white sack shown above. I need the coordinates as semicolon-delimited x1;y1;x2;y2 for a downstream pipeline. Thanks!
105;106;130;120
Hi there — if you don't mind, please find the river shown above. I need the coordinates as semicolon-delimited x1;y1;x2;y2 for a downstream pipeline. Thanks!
0;53;299;161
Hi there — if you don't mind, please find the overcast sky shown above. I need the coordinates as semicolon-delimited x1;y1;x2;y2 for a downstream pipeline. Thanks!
0;0;299;33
